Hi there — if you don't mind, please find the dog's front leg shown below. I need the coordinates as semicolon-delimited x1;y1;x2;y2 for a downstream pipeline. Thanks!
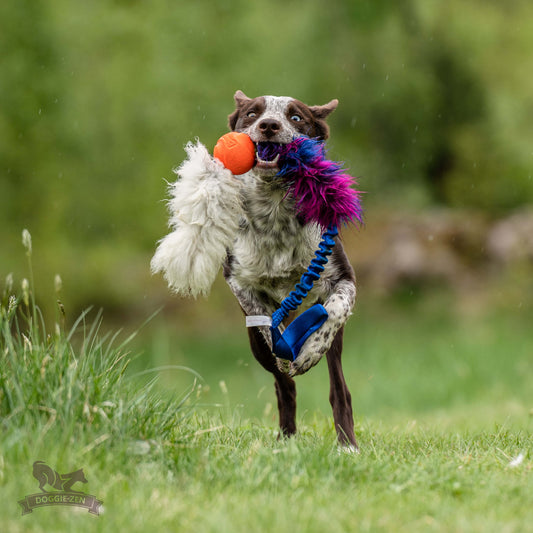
224;278;276;350
289;279;355;377
228;280;299;437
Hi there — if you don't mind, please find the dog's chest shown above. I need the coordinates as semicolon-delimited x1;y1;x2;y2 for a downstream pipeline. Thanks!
229;176;321;295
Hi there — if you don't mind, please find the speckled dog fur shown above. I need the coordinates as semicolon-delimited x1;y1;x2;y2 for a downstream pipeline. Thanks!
153;91;358;448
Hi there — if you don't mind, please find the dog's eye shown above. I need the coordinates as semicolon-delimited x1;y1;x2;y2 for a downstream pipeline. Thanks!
290;114;302;122
247;111;257;118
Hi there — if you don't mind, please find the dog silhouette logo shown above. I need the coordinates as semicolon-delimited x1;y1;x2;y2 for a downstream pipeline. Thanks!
33;461;88;493
18;461;103;516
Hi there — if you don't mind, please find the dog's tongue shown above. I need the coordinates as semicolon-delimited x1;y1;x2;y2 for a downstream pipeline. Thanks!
256;142;283;162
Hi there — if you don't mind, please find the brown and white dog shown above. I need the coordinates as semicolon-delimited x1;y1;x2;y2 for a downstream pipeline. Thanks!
152;91;358;448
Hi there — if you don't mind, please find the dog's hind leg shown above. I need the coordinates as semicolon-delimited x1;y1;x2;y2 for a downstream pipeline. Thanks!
274;373;297;437
326;327;358;449
247;326;297;438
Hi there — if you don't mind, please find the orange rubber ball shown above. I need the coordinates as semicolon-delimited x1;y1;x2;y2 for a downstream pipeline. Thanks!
213;132;256;175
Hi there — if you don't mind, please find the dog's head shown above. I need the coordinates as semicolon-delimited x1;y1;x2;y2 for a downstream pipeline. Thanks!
228;90;338;175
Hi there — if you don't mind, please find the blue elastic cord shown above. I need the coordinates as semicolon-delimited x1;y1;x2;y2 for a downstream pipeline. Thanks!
270;225;338;361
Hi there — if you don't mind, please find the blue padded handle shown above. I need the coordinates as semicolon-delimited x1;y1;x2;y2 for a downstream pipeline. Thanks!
271;304;328;361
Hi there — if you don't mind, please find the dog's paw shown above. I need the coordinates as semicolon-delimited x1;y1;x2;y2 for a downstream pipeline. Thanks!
288;318;337;376
289;349;323;377
289;282;356;376
276;357;292;374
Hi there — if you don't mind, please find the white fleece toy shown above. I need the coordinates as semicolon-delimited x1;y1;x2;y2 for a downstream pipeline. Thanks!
150;140;243;297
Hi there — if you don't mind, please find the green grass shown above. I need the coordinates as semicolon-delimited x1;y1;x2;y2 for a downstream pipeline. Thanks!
2;234;533;532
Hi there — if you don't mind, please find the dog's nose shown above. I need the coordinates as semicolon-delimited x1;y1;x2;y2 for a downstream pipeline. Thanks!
258;119;281;139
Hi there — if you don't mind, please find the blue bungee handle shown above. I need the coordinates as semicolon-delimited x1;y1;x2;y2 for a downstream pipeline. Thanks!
270;225;338;361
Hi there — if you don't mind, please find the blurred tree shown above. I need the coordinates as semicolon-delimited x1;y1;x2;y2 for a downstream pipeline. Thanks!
0;0;70;235
1;0;532;316
413;22;487;204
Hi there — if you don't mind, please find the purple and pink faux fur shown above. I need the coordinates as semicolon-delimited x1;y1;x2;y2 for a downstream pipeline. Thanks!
257;137;363;230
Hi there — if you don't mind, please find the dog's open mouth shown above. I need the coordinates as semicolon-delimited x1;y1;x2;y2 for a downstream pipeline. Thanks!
255;142;283;171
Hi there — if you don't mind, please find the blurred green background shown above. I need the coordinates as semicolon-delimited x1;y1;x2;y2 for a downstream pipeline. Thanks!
1;0;532;421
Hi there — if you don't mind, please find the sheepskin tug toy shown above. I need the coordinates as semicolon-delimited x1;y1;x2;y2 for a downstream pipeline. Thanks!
242;136;363;362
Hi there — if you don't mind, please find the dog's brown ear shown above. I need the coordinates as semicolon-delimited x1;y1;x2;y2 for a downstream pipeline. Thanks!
309;99;339;119
228;90;252;130
234;90;252;108
308;99;338;140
